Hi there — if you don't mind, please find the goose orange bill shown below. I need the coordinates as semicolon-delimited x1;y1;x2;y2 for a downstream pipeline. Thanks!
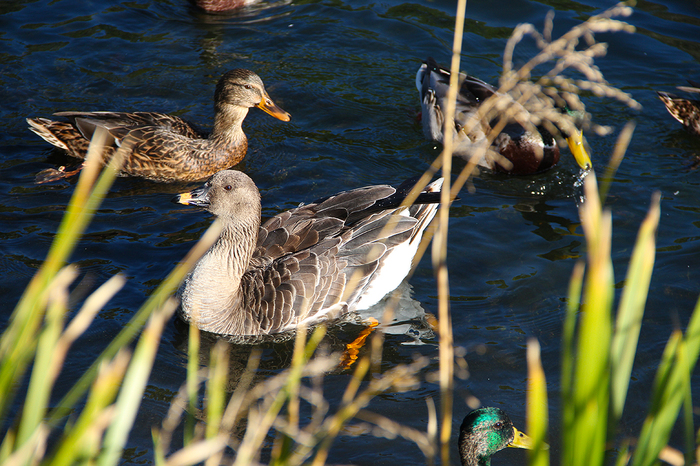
174;184;210;208
257;95;291;122
175;192;193;205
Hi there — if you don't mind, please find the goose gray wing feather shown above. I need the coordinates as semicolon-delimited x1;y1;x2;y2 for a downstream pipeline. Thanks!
240;240;347;334
240;183;437;334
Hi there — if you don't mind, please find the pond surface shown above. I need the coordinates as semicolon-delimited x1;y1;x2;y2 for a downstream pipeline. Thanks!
2;0;700;464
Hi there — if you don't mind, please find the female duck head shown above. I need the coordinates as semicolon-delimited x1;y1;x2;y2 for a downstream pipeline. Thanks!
214;69;290;122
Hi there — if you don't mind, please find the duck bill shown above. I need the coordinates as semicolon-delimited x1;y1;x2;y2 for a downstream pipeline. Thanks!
507;426;545;450
256;96;291;122
174;185;210;208
566;129;592;170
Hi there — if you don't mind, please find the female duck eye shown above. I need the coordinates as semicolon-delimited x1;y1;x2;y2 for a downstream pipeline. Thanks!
244;84;253;90
224;185;232;191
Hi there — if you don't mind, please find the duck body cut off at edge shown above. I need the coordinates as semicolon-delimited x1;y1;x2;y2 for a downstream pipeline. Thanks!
459;407;539;466
657;82;700;135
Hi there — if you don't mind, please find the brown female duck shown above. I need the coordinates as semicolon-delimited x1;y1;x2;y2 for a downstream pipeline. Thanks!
173;170;443;336
27;69;290;182
416;57;591;175
657;83;700;135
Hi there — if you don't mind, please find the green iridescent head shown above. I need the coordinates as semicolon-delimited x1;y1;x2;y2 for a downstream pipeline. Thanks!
458;407;535;466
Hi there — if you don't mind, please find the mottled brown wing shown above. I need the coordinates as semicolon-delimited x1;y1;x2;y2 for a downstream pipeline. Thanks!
657;92;700;135
107;126;233;181
55;111;204;141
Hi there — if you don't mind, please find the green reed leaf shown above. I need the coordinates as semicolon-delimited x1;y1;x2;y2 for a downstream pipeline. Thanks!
97;299;177;466
566;175;612;466
610;192;659;424
527;339;550;466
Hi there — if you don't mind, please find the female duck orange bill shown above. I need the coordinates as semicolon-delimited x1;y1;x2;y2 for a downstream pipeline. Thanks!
416;57;591;175
27;69;290;183
173;170;443;336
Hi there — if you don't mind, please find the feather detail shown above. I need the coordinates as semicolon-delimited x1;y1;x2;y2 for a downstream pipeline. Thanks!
27;69;290;182
174;171;443;336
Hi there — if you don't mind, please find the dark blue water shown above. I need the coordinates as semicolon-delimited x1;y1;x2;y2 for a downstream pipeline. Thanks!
2;0;700;464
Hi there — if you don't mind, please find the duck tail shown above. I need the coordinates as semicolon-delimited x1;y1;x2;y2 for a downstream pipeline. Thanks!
657;91;693;125
27;117;70;151
407;177;444;246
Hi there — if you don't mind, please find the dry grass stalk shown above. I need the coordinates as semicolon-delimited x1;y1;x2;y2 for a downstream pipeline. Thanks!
354;409;436;460
431;0;469;461
155;347;430;466
598;121;636;203
448;2;641;200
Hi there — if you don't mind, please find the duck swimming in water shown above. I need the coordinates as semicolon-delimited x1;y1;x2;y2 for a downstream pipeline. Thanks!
173;170;443;336
27;69;290;183
416;57;591;175
458;407;537;466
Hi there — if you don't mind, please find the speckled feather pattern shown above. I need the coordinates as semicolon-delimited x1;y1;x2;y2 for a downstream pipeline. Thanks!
27;69;289;182
657;89;700;135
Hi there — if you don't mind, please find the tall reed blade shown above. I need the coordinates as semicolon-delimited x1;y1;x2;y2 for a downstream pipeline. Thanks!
15;267;77;448
97;299;177;466
526;339;550;466
631;296;700;466
610;192;660;424
566;175;613;466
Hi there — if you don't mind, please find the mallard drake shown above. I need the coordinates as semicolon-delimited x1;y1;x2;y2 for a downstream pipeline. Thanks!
27;69;290;183
459;407;536;466
416;57;591;175
657;83;700;135
173;170;443;336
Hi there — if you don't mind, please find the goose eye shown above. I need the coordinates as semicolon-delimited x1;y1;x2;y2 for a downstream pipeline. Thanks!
224;185;232;191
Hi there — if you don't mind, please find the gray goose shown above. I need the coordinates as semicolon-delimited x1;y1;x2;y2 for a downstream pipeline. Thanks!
27;69;290;183
416;57;591;174
173;170;443;336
